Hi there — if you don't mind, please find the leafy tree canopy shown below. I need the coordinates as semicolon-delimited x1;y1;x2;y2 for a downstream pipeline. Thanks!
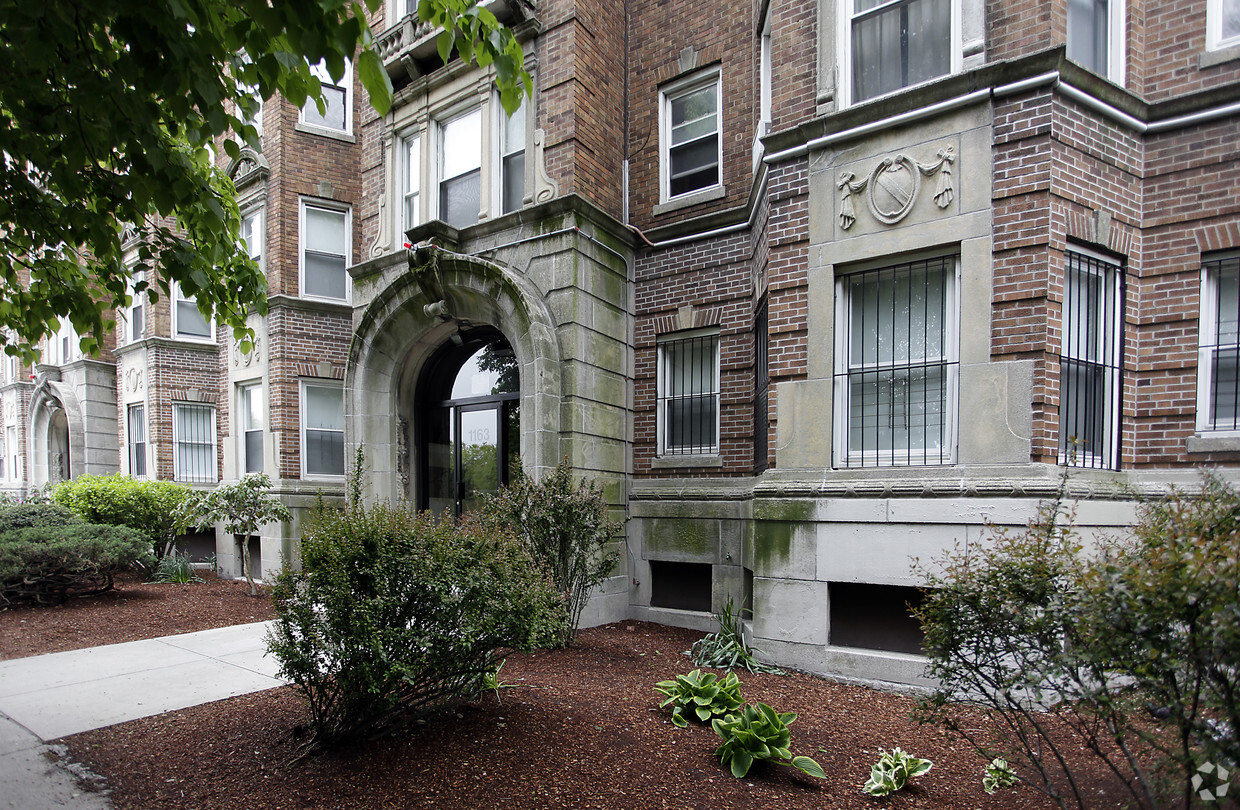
0;0;529;363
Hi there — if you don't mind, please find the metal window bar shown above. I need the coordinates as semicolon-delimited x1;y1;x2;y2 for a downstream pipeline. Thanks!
175;404;215;482
661;334;719;455
836;257;955;467
754;301;770;472
1059;252;1122;469
1206;256;1240;430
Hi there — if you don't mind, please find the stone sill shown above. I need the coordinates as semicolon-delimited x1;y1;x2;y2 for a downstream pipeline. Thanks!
293;122;356;143
1186;433;1240;453
652;185;726;217
651;454;723;470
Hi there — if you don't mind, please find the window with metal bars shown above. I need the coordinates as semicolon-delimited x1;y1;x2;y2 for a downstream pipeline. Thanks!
1198;254;1240;432
658;332;720;456
754;301;770;472
173;403;216;483
1060;250;1123;469
127;404;146;477
834;256;958;467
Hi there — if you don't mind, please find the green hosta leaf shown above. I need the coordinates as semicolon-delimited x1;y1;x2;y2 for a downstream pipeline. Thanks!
695;705;712;721
792;755;827;779
730;750;754;778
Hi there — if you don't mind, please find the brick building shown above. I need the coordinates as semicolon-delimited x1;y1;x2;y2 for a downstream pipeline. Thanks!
4;0;1240;685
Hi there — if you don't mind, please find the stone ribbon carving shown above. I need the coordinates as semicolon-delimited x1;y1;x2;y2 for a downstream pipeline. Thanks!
838;145;956;230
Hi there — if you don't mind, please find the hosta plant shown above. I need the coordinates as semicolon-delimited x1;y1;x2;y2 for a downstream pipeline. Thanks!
862;747;933;797
711;702;827;779
654;669;744;728
983;757;1018;795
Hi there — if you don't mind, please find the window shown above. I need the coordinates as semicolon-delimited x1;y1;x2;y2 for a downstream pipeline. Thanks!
300;60;352;133
127;404;147;477
401;133;421;235
660;72;722;201
439;108;482;229
300;202;350;301
844;0;955;105
241;208;264;270
239;383;264;474
173;284;213;340
1060;250;1122;469
0;428;5;480
1198;255;1240;431
754;300;770;472
1208;0;1240;50
498;98;526;215
173;403;216;483
657;332;720;455
759;13;773;135
302;383;345;477
1067;0;1125;81
4;425;15;481
124;271;145;344
834;256;958;467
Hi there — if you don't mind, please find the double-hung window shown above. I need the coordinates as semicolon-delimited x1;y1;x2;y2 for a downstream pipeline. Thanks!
401;133;422;235
124;271;145;344
1060;250;1123;469
173;403;216;483
834;256;958;467
239;383;264;474
660;71;722;202
302;383;345;477
845;0;954;105
300;202;350;301
0;429;5;480
1209;0;1240;50
173;283;213;340
754;300;770;472
5;425;16;482
439;108;483;229
1067;0;1125;81
657;332;720;456
301;59;352;134
1198;254;1240;432
499;99;526;215
127;404;147;477
242;208;264;270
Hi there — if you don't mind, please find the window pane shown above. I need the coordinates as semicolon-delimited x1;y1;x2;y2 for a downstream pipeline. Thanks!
242;211;262;262
242;386;263;474
304;83;347;130
1206;257;1240;429
442;109;482;180
245;430;264;474
670;87;717;137
403;135;421;231
306;430;345;475
304;386;344;477
1067;0;1108;73
1060;253;1121;468
1227;0;1240;40
176;298;211;338
174;404;215;482
305;252;347;299
853;0;950;102
305;207;346;255
661;335;719;454
502;101;525;153
502;152;525;214
128;405;146;477
305;386;344;431
441;169;481;229
669;136;719;196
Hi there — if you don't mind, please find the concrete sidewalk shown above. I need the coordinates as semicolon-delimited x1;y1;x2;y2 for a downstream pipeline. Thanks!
0;622;286;808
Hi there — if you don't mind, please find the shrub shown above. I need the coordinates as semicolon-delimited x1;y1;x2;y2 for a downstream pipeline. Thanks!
711;702;826;779
267;500;562;748
862;748;933;797
0;523;154;605
691;598;783;674
193;473;290;596
480;459;618;646
654;669;745;728
149;549;201;584
0;502;83;532
53;474;198;557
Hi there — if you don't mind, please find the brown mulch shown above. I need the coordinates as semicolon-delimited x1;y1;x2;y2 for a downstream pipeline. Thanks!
4;579;1139;809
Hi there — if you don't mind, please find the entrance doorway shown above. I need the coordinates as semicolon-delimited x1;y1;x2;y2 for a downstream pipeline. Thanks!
417;327;519;517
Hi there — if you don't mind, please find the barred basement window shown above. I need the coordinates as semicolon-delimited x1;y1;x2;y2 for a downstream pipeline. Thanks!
657;332;720;456
173;403;216;483
834;256;958;467
1197;254;1240;431
1060;250;1123;469
127;404;147;477
754;300;770;472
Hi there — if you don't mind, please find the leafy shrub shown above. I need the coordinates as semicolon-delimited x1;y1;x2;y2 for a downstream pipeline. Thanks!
711;702;826;779
193;473;290;596
691;598;783;674
267;500;562;748
862;748;933;797
654;669;745;728
983;757;1018;795
480;459;618;646
0;502;83;532
148;550;201;584
0;523;154;605
53;474;198;557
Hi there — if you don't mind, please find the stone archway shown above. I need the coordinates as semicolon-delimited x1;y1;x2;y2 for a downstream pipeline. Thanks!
28;380;84;486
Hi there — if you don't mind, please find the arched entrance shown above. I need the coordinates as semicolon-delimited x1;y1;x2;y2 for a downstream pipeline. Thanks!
47;408;70;483
417;327;519;516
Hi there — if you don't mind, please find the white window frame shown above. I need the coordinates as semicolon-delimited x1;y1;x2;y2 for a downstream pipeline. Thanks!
5;425;17;483
400;131;423;236
1197;253;1240;433
127;403;147;478
0;427;5;480
298;199;352;303
172;402;218;483
434;106;484;228
1066;0;1126;83
659;69;723;204
833;255;960;467
1059;249;1123;469
123;271;146;345
299;59;353;135
838;0;962;108
656;329;722;457
172;282;215;342
386;0;417;26
238;382;265;475
241;207;264;272
494;94;527;216
300;381;346;479
1208;0;1240;51
759;9;773;135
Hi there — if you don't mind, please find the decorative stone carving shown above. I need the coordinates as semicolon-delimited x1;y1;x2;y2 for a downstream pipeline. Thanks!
226;146;270;189
124;366;144;393
407;243;454;320
233;336;262;368
3;399;14;423
838;145;956;230
533;129;560;204
397;415;409;495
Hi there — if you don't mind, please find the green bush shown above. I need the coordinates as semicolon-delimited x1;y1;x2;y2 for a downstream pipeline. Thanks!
53;474;198;557
480;460;619;647
711;702;826;779
268;500;562;748
148;549;201;584
0;502;84;532
654;669;745;728
0;522;154;605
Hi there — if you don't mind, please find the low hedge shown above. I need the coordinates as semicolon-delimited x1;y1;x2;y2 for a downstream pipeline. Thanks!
0;523;154;605
0;502;84;533
53;474;197;557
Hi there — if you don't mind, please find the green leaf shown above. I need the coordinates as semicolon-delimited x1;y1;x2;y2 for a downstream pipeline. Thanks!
356;48;393;116
730;750;753;778
792;755;827;779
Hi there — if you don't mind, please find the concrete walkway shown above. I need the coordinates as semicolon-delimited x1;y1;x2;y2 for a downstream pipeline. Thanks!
0;622;285;808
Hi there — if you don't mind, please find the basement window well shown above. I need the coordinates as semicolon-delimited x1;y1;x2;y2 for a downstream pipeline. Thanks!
829;582;926;655
649;560;712;612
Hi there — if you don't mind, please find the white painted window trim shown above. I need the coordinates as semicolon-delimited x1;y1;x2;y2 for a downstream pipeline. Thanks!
172;282;216;342
432;104;485;226
241;206;265;272
655;328;722;457
399;131;423;236
299;59;354;136
1208;0;1240;51
300;380;346;481
172;402;218;483
1196;253;1240;433
126;403;148;478
5;425;18;483
836;0;963;109
122;271;146;345
658;68;724;205
492;92;528;217
298;198;353;303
